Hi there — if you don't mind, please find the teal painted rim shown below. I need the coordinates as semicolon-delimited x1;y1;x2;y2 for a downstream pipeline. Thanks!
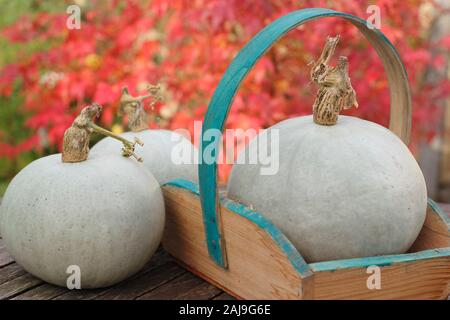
427;198;450;229
310;247;450;272
199;8;412;268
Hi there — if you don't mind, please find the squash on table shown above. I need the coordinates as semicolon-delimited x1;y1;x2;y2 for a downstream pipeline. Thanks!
91;84;198;185
227;36;427;262
0;104;165;288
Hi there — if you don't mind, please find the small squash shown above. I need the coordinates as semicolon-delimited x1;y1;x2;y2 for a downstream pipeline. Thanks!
227;36;427;263
91;85;198;185
0;104;165;288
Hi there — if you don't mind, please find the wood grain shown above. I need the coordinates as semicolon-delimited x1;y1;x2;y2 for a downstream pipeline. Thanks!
0;237;227;300
137;272;221;300
409;204;450;252
12;283;67;300
54;248;175;300
213;292;235;300
95;262;185;300
312;256;450;300
0;263;27;286
0;273;42;299
0;240;14;268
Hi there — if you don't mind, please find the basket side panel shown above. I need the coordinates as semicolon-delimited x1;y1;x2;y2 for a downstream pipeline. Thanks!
312;256;450;299
161;184;312;300
409;200;450;252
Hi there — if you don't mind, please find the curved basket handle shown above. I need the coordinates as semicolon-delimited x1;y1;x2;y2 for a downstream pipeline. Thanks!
199;8;412;268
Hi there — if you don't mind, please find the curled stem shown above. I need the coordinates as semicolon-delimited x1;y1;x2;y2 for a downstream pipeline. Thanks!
120;84;163;132
90;123;144;162
310;35;358;125
62;103;143;163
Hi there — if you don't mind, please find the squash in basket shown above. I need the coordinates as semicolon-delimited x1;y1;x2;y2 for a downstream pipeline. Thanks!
227;36;427;262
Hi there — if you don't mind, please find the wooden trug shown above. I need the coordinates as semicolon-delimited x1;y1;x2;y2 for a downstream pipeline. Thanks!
162;180;450;300
162;8;450;300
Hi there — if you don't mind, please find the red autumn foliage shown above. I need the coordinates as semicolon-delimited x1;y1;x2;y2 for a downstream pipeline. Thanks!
0;0;449;181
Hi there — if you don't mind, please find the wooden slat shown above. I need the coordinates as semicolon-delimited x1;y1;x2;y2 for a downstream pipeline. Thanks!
54;249;175;300
0;263;26;286
162;184;312;300
137;272;221;300
0;273;42;299
176;282;221;300
95;262;185;300
312;256;450;300
0;239;14;268
12;283;67;300
409;203;450;252
212;292;235;300
52;287;103;300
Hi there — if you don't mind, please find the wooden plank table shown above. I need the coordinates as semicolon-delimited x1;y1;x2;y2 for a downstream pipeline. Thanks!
0;205;449;300
0;239;234;300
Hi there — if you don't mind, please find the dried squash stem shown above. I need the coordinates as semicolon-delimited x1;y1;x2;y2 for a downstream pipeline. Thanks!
62;103;143;163
310;35;358;125
119;84;162;132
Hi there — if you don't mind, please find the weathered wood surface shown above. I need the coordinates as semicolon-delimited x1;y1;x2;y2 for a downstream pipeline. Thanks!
0;203;449;300
0;241;228;300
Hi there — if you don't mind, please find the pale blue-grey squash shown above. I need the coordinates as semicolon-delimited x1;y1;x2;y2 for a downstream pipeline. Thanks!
91;86;198;185
0;104;165;288
92;129;197;185
227;37;427;262
227;115;427;262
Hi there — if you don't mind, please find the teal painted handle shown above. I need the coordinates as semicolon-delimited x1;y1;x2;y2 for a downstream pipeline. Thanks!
199;8;412;268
